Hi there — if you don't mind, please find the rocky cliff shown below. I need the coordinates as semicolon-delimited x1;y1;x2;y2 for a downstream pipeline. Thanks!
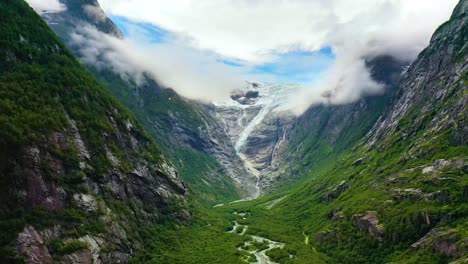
0;1;187;262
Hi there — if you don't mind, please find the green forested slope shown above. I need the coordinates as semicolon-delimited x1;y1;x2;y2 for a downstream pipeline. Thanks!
1;0;466;263
0;1;187;262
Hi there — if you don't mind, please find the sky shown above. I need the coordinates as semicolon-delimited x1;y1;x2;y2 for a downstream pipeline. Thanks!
110;15;336;84
26;0;459;114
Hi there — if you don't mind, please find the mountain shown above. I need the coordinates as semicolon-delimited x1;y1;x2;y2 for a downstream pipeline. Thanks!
211;55;408;192
41;0;257;204
2;0;466;263
0;1;188;263
219;1;466;263
40;0;411;203
41;0;123;38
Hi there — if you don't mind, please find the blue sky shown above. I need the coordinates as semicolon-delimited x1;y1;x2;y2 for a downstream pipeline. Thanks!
111;16;334;84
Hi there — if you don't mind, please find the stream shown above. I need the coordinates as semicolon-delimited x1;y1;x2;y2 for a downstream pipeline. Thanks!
227;212;285;264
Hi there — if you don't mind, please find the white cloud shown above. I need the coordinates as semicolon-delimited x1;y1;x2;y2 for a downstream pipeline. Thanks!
69;24;248;102
26;0;65;13
290;56;385;115
96;0;458;114
98;0;457;64
83;4;107;22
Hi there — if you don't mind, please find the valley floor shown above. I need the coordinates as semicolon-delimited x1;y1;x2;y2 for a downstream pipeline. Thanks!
132;194;328;264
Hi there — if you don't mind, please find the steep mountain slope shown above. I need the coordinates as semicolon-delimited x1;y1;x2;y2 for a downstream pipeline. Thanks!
92;72;257;202
42;0;122;38
0;1;188;262
272;56;407;189
41;0;257;204
224;1;466;263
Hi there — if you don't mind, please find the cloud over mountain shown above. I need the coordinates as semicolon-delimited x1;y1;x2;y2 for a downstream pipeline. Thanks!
69;24;246;102
26;0;65;13
33;0;457;113
97;0;458;113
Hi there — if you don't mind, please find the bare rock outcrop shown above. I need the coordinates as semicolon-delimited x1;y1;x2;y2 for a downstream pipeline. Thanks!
353;211;385;242
411;228;466;257
16;225;61;264
321;180;349;202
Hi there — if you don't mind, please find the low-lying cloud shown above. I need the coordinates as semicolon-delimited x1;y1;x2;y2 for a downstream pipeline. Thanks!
288;0;459;114
70;24;247;102
97;0;457;114
26;0;65;13
30;0;459;113
83;4;107;23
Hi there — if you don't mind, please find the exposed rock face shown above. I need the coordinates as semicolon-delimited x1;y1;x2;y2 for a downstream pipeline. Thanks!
16;224;131;264
16;225;58;264
62;250;94;264
331;211;345;222
19;144;67;211
243;112;292;172
321;180;349;202
211;104;262;144
353;211;385;242
42;0;123;39
411;228;466;257
367;1;467;148
168;102;258;196
73;193;98;213
389;188;424;202
9;99;188;264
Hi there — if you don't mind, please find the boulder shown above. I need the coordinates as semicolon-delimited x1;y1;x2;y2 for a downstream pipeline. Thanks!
411;228;465;257
321;180;349;202
330;211;345;222
353;211;384;242
73;193;98;213
16;225;61;264
352;158;363;166
389;188;424;202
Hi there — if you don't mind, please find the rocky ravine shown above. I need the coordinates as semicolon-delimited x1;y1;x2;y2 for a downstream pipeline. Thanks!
209;82;298;193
